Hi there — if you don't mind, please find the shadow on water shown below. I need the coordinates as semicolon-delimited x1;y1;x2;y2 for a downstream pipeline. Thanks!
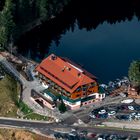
16;0;140;82
17;0;140;59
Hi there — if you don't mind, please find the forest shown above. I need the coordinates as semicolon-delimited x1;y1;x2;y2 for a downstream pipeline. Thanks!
0;0;71;49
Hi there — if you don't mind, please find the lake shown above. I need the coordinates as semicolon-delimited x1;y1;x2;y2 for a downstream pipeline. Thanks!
46;17;140;83
17;0;140;84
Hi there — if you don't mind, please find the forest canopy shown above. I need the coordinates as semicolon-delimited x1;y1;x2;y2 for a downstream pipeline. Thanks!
0;0;71;48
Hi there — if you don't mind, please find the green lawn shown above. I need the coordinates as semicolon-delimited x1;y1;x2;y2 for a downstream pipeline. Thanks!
0;72;51;121
23;113;48;121
18;101;33;115
0;74;20;117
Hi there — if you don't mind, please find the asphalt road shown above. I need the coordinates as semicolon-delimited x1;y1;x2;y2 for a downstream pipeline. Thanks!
0;118;140;137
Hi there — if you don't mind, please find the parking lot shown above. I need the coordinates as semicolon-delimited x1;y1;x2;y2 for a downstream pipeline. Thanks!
54;130;139;140
89;99;140;122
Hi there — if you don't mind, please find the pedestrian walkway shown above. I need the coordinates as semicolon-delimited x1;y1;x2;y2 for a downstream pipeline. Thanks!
103;121;140;130
0;58;26;86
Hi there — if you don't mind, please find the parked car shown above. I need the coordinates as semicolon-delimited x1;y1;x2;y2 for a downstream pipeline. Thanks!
128;105;135;111
54;132;62;139
92;107;105;115
108;111;116;116
89;113;96;118
117;135;128;140
134;106;140;111
121;99;134;104
98;109;106;114
116;115;132;121
117;105;128;111
87;133;96;138
109;134;118;140
129;136;138;140
133;113;140;120
98;138;105;140
130;112;136;116
98;113;108;119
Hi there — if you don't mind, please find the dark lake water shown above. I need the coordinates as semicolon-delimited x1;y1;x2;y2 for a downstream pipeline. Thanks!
17;0;140;84
46;16;140;83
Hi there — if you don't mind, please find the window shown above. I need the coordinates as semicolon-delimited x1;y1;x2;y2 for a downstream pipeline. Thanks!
82;85;88;91
83;88;87;91
52;105;55;108
76;87;81;92
69;102;76;105
76;94;80;97
89;82;97;88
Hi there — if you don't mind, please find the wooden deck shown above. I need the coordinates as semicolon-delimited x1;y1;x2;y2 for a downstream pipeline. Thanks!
110;85;140;99
110;86;127;97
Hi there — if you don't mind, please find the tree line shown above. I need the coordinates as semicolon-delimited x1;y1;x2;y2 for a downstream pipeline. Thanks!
129;60;140;92
0;0;71;49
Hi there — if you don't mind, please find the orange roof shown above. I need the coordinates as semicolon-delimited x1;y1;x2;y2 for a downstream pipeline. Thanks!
36;54;96;93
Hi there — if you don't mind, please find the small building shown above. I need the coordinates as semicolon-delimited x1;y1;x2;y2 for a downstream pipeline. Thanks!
34;54;105;110
31;89;56;110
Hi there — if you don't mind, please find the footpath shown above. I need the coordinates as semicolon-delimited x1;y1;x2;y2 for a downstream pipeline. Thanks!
102;121;140;130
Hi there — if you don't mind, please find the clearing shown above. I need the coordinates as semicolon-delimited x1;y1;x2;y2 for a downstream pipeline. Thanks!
0;74;20;117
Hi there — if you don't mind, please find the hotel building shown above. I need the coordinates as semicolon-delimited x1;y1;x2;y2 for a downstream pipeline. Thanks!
32;54;105;110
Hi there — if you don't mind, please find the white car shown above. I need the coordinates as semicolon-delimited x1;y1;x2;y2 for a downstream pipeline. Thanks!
137;113;140;116
98;138;105;140
128;106;134;111
89;114;96;118
135;113;140;119
108;111;116;116
130;112;136;116
98;109;106;114
121;99;134;104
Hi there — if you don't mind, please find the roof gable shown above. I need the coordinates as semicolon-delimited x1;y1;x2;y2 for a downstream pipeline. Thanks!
36;54;96;93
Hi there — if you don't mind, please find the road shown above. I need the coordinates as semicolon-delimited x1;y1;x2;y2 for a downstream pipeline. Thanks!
0;57;26;86
0;117;140;137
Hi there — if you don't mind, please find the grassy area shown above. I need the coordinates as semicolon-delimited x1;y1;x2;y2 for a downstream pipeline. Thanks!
0;72;51;121
0;73;34;117
18;102;53;121
0;74;20;117
23;113;48;121
0;128;54;140
18;101;33;115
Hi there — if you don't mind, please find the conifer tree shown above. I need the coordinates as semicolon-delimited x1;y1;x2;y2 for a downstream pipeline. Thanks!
0;0;15;47
128;60;140;88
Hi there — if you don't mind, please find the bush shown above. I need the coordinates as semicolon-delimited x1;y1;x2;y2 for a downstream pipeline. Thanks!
18;101;33;115
58;101;67;113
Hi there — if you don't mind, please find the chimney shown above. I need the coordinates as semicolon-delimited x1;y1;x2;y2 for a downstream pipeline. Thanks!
50;54;57;60
66;67;71;71
62;66;66;72
78;73;81;77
